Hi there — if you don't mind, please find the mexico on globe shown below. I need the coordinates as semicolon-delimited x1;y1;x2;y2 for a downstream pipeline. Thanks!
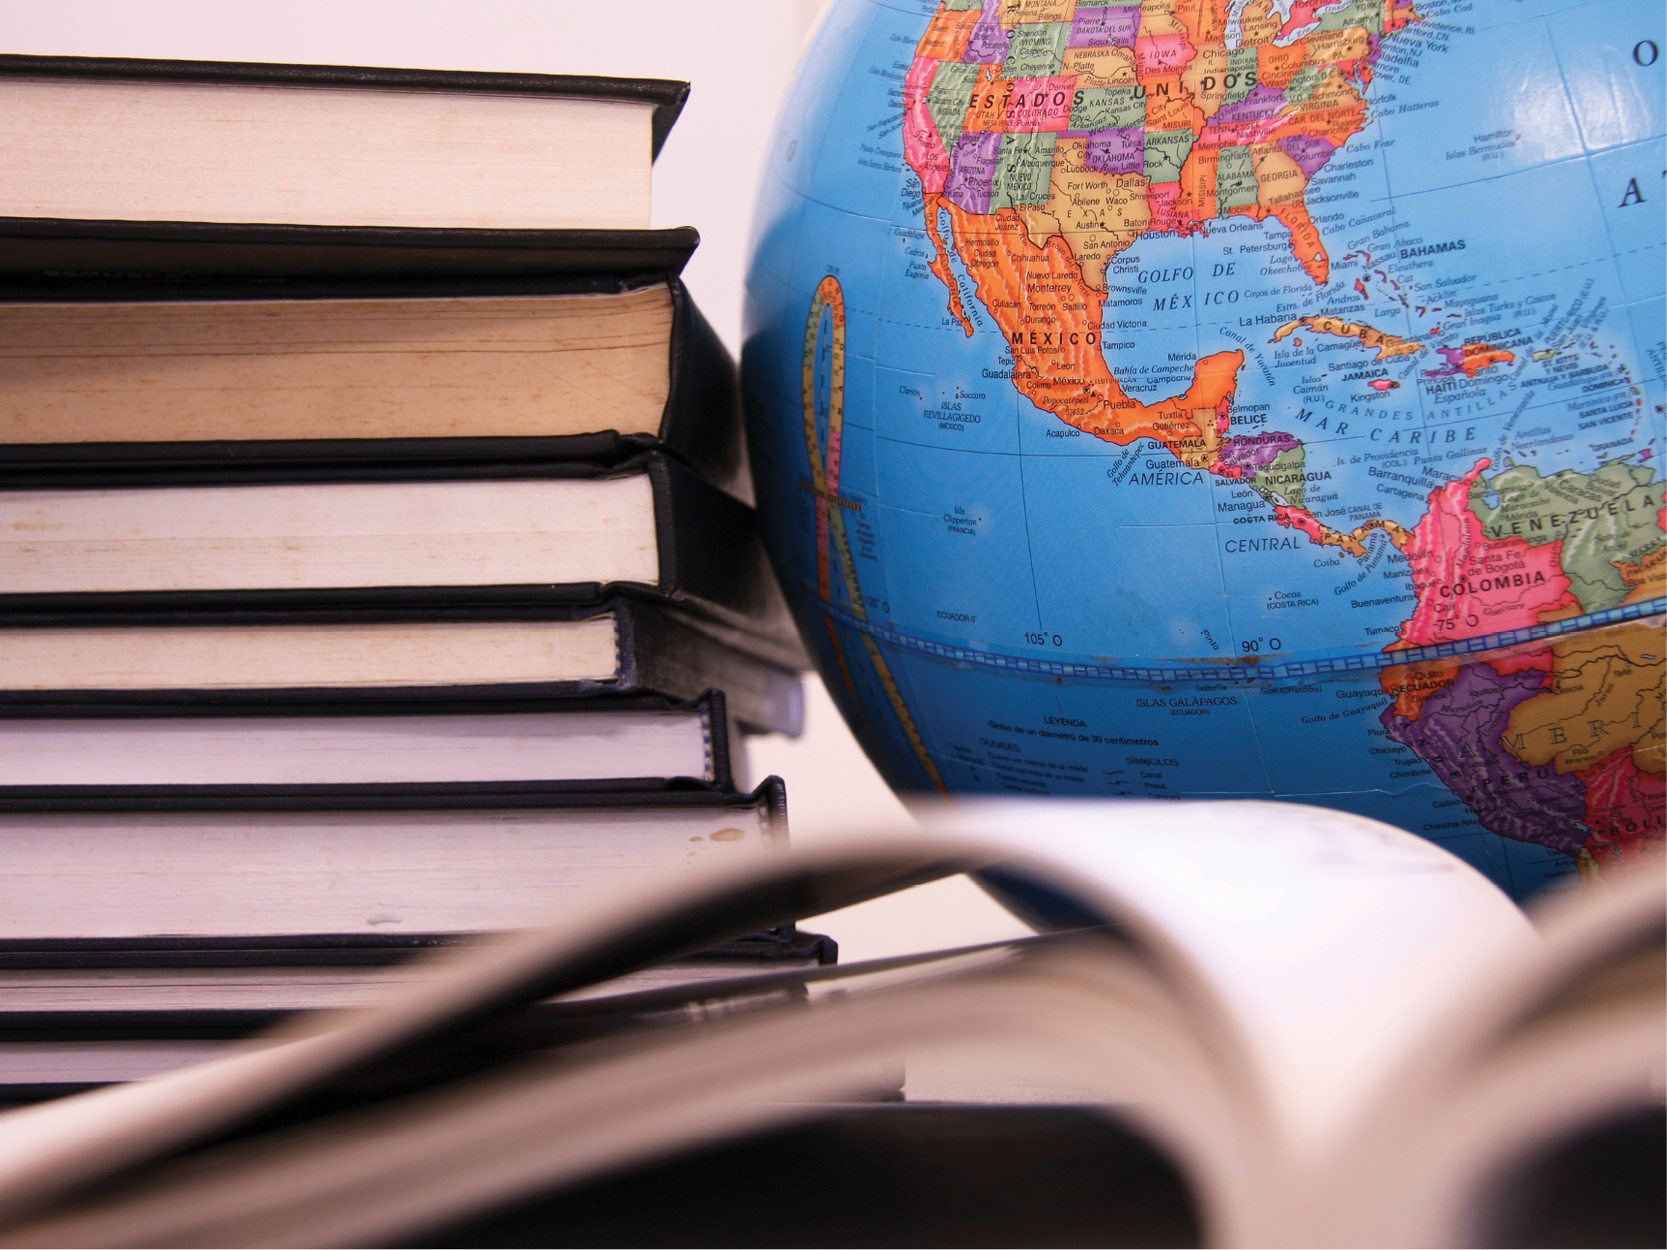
743;0;1665;901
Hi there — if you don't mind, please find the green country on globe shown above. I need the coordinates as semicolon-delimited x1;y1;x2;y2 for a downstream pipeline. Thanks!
743;0;1666;900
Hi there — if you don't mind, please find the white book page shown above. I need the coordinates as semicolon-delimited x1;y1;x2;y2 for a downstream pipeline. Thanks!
0;965;430;1014
0;960;794;1016
0;476;659;592
0;79;652;229
0;805;772;939
933;800;1538;1161
0;618;621;690
0;709;710;786
1297;867;1665;1246
0;288;675;444
0;1042;231;1088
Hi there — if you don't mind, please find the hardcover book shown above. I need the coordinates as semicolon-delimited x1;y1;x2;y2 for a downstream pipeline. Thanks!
0;276;746;495
0;56;686;232
0;691;739;792
0;599;805;735
0;454;798;646
0;779;788;944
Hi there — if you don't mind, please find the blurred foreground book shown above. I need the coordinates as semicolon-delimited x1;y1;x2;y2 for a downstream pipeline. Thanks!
0;801;1655;1248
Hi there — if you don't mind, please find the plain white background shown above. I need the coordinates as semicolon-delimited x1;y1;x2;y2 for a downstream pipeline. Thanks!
3;0;1027;956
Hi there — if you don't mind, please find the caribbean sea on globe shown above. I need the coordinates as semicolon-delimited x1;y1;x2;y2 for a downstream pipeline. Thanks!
742;0;1665;900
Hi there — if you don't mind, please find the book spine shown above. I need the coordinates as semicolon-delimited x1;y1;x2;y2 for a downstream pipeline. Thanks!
756;774;790;848
0;779;758;814
622;599;804;734
654;277;747;498
0;221;701;288
651;455;793;635
703;689;734;792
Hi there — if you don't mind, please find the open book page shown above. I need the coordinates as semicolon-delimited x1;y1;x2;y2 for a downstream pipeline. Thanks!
1302;864;1666;1246
0;288;675;444
940;801;1537;1161
0;801;1565;1245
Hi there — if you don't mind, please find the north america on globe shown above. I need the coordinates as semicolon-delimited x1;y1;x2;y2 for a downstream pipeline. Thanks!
745;0;1665;900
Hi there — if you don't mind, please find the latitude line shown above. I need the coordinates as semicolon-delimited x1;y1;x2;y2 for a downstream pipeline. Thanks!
795;594;1666;687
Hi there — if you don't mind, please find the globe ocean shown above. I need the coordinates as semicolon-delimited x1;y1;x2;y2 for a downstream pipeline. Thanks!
744;0;1665;900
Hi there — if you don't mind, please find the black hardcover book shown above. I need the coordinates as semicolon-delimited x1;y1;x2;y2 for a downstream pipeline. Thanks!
0;219;700;285
0;453;800;649
0;275;745;495
0;55;686;234
0;596;804;735
0;776;790;944
0;56;687;153
0;689;742;794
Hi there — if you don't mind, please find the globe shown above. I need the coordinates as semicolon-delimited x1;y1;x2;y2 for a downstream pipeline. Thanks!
743;0;1665;900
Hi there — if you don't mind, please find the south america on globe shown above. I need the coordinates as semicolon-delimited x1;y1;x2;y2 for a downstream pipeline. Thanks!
744;0;1665;900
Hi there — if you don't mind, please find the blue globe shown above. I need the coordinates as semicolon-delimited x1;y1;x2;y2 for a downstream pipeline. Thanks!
744;0;1665;900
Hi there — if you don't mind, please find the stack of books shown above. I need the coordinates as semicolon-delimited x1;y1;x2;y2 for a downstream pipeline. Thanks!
0;54;820;1101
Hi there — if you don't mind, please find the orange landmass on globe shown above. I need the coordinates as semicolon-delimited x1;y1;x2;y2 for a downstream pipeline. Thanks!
1502;621;1666;775
1271;315;1426;361
1455;342;1514;377
1378;657;1461;720
928;197;1245;459
1274;505;1412;557
917;4;980;60
1395;459;1580;647
1616;541;1666;605
920;202;974;332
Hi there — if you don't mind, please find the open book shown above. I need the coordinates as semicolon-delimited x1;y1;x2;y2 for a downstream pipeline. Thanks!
0;801;1656;1247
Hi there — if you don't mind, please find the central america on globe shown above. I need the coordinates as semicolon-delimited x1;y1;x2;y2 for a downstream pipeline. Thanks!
742;0;1666;902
